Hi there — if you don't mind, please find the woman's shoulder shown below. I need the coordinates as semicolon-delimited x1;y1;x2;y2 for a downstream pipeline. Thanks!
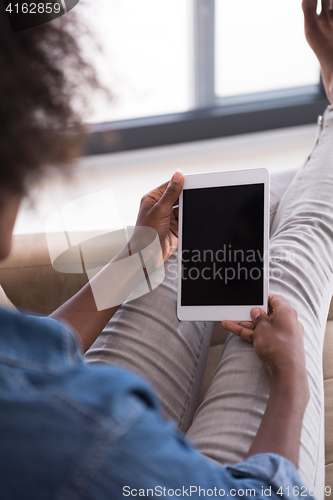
0;307;162;499
0;305;159;412
0;306;82;371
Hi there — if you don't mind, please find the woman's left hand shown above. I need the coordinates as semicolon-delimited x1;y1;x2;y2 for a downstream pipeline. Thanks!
135;170;184;262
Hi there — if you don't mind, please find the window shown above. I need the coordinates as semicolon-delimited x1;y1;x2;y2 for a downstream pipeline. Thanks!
79;0;328;154
81;0;191;123
215;0;319;98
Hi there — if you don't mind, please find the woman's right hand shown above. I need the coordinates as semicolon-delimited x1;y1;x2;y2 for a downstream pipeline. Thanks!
224;294;310;466
222;294;309;385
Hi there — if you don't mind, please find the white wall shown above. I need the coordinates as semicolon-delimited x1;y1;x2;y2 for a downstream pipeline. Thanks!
14;123;318;235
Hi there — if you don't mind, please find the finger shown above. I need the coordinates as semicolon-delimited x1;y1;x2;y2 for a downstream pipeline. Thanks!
169;219;178;238
154;174;182;197
173;206;179;220
302;0;318;15
157;170;184;210
302;0;319;27
250;307;270;326
268;294;298;323
268;293;289;311
140;182;180;210
322;0;330;15
221;320;254;330
222;320;254;344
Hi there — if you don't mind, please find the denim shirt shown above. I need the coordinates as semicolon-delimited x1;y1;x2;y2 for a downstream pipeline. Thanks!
0;306;314;500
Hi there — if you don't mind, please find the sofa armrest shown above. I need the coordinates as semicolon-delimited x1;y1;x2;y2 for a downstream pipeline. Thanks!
328;298;333;321
0;233;88;315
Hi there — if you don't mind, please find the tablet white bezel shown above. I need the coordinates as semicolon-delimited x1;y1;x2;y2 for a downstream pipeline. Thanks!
177;168;269;322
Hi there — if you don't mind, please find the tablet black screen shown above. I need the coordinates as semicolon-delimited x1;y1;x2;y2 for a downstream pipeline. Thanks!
181;183;264;306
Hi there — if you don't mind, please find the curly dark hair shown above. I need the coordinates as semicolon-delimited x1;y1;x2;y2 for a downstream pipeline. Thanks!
0;2;103;195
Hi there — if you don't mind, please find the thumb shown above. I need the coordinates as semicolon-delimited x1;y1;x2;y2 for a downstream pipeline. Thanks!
302;0;317;14
251;307;270;327
158;170;184;210
302;0;318;28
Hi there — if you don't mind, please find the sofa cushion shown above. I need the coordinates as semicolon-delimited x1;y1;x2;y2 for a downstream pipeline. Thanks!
0;231;140;315
0;233;89;315
325;379;333;466
211;321;229;346
324;322;333;381
324;321;333;494
328;298;333;322
326;464;333;498
199;343;224;405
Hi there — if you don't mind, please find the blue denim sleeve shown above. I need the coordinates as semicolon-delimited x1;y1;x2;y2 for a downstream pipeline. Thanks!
84;395;314;500
226;454;315;498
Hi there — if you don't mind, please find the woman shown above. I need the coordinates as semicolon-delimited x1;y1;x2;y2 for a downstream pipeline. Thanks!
0;0;331;498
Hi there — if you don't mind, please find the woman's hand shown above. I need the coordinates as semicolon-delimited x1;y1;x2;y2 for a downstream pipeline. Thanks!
135;170;184;262
51;171;184;352
224;294;310;467
222;294;309;385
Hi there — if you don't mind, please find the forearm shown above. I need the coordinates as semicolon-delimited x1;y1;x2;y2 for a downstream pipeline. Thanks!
246;369;310;467
49;173;182;353
50;242;151;353
50;283;119;353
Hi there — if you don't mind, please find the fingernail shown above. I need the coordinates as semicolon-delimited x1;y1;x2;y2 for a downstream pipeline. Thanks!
172;169;183;183
251;308;261;320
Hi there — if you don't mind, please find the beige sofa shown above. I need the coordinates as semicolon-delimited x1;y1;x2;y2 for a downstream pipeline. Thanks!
0;232;332;493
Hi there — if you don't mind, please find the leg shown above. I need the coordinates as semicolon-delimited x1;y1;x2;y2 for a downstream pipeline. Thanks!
84;253;214;432
269;168;298;232
187;4;333;494
186;108;333;498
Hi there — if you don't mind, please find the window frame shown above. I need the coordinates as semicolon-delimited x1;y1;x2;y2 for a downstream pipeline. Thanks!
84;0;328;156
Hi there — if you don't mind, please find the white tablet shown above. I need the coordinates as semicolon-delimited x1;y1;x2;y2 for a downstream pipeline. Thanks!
177;168;269;322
